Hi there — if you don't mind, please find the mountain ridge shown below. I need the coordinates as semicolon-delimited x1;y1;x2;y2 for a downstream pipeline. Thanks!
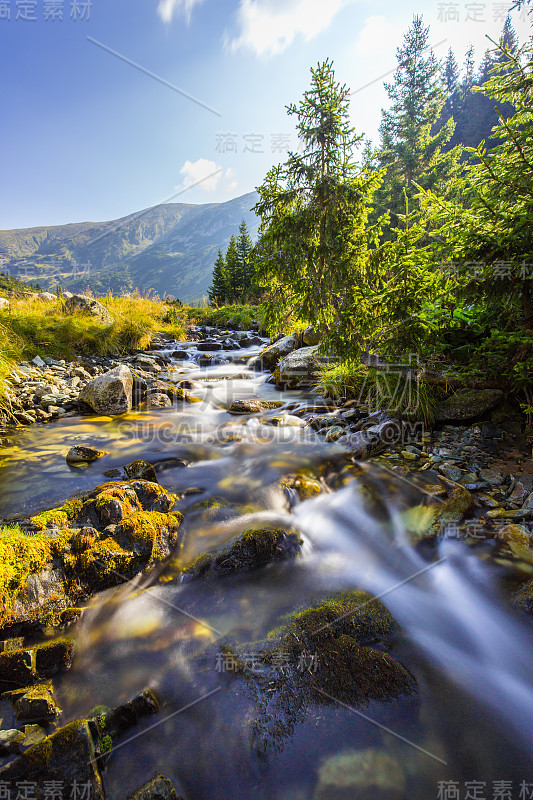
0;192;260;302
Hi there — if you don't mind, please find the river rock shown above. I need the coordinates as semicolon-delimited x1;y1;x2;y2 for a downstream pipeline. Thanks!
125;460;158;483
338;419;399;459
66;445;106;465
79;365;133;415
0;720;105;799
13;684;60;723
147;391;172;408
227;399;283;415
314;748;406;800
277;346;325;387
259;334;299;371
65;293;113;325
126;774;182;800
434;389;504;422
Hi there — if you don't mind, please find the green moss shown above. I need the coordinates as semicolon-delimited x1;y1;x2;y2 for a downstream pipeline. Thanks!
75;536;131;587
271;591;397;646
0;525;71;628
30;499;83;531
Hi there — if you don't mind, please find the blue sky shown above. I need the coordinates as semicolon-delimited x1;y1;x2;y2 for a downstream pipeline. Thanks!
1;0;530;230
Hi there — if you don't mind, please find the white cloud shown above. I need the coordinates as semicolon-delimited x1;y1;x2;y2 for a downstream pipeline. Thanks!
228;0;357;57
179;158;222;191
157;0;204;24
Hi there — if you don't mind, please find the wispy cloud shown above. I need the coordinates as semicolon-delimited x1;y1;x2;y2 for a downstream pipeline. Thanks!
179;158;223;191
157;0;205;24
227;0;357;57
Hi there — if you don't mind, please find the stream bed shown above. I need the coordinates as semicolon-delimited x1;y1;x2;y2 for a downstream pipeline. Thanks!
1;333;533;799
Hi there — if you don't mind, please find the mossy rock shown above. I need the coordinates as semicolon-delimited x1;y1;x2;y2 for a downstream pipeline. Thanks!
30;499;84;532
0;638;73;692
183;527;303;579
0;526;72;629
113;511;182;561
278;590;398;646
281;472;322;501
124;460;158;483
13;683;61;723
0;720;105;798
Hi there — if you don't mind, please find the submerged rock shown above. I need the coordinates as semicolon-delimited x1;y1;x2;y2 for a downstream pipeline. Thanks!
183;527;303;579
79;365;133;415
126;774;183;800
314;748;406;800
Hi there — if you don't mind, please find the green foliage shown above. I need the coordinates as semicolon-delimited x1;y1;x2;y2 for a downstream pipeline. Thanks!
419;41;533;335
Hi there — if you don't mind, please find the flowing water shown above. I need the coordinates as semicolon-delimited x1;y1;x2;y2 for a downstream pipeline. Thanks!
1;335;533;799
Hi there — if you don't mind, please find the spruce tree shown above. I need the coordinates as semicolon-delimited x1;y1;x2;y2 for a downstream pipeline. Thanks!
208;249;228;305
373;16;462;232
236;220;254;299
224;235;240;303
254;59;383;356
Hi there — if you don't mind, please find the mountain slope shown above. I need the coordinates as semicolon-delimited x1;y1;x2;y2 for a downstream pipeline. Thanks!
0;192;260;302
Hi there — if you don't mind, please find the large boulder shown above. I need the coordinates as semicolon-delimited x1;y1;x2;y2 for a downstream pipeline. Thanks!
0;297;10;309
434;388;504;422
64;293;113;326
258;334;299;371
79;365;133;415
277;346;326;387
38;292;56;301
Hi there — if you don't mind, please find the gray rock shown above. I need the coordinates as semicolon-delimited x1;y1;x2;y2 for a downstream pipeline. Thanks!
0;298;10;310
434;389;504;422
338;419;399;459
79;365;133;415
277;346;328;387
147;392;172;408
39;292;56;301
259;334;299;370
32;355;46;367
65;294;113;326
